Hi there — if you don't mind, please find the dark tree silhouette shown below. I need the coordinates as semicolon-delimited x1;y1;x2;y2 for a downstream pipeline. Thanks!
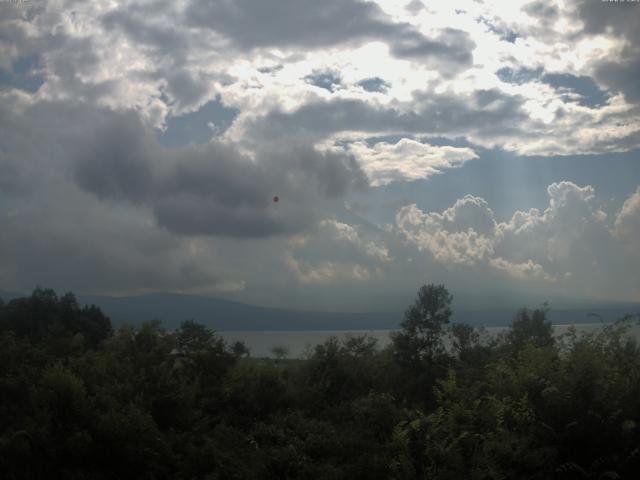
1;286;639;479
392;284;453;365
508;304;553;350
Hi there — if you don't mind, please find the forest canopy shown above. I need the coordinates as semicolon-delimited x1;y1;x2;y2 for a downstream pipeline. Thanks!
1;286;640;479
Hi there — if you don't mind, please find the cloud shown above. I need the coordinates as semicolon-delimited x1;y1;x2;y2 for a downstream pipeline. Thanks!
184;0;394;50
158;98;239;147
395;196;498;266
237;88;532;150
286;256;379;285
594;52;640;104
489;257;557;283
347;138;478;186
572;0;640;105
1;0;639;305
100;8;189;58
541;73;609;108
0;99;236;294
68;108;160;204
405;0;425;16
184;0;475;74
389;28;475;75
475;16;519;44
498;182;609;265
4;0;638;160
150;145;365;238
614;186;640;241
1;101;368;239
0;54;44;93
522;1;559;21
285;218;389;285
0;188;239;296
163;69;215;114
0;96;372;297
574;0;640;44
395;181;640;296
313;218;391;263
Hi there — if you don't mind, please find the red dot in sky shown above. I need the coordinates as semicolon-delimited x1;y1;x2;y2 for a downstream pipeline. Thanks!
273;196;279;203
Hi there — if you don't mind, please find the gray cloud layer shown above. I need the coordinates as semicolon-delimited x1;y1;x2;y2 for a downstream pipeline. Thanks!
574;0;640;104
240;89;532;146
184;0;475;73
2;102;367;238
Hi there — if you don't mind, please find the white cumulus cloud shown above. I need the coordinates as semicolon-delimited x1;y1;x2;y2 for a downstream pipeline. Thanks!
396;181;639;296
347;138;478;186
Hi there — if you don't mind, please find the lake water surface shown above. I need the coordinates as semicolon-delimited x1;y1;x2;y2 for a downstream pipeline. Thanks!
220;323;640;358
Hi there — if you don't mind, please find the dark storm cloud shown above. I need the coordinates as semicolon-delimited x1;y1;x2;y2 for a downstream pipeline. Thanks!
45;35;119;103
593;52;640;104
497;67;611;108
575;0;640;44
184;0;396;49
164;69;212;111
541;73;610;108
153;144;367;237
100;10;189;57
184;0;475;72
573;0;640;104
522;1;559;20
0;194;225;294
1;101;367;239
153;144;294;237
0;102;153;202
0;103;236;294
389;28;475;74
244;88;531;144
0;101;109;195
68;110;159;203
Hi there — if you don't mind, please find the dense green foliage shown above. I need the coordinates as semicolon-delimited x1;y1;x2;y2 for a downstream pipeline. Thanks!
1;286;640;479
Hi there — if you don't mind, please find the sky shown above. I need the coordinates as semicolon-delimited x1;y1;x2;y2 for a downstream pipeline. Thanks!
1;0;639;313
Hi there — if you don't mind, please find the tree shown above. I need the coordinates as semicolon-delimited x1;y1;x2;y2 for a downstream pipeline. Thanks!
176;319;218;353
0;289;112;348
270;345;290;360
392;284;453;365
508;304;553;350
230;340;250;358
390;284;454;407
450;322;478;357
343;333;378;357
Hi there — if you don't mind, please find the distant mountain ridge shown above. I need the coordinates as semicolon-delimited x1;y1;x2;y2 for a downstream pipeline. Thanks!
78;292;398;331
2;290;638;331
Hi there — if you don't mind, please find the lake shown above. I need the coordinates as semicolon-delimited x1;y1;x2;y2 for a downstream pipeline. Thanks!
219;323;640;358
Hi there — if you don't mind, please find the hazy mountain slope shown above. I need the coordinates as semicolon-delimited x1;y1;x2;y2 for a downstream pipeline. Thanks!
3;290;638;331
